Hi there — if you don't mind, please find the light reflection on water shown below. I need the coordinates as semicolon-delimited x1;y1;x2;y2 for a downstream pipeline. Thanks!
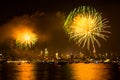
16;64;36;80
70;63;119;80
0;63;36;80
0;63;119;80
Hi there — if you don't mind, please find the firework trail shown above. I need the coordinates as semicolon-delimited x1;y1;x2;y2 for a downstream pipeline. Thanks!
15;27;38;48
64;6;110;52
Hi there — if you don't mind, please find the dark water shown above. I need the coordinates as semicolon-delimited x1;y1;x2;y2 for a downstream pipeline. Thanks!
0;63;119;80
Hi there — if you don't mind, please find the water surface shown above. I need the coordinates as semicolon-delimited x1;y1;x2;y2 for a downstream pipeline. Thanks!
0;63;119;80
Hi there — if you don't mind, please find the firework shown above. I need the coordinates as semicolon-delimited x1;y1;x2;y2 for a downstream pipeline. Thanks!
15;28;38;48
64;6;110;51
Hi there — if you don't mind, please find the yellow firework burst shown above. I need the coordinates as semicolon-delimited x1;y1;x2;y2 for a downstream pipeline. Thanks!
15;28;38;48
64;6;110;51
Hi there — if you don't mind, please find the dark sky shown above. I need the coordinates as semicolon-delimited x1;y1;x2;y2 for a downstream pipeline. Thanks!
0;0;120;54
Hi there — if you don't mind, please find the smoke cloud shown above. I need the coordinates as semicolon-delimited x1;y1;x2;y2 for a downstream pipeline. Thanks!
0;11;68;59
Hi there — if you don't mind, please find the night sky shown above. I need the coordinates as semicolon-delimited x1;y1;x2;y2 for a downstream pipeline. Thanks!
0;0;120;55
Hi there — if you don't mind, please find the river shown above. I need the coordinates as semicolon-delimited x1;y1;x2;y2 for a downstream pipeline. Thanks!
0;63;119;80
